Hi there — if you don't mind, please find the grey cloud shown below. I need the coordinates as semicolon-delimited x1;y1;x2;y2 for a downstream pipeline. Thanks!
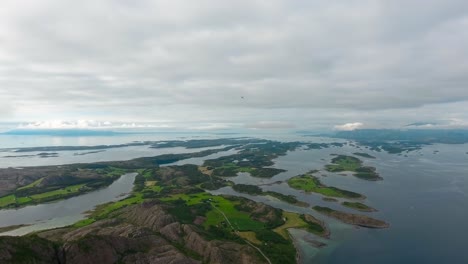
0;0;468;129
245;121;295;130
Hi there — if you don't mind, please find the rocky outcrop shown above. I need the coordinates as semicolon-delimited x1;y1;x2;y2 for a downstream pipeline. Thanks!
181;225;264;264
313;206;389;228
0;236;61;264
62;234;198;264
0;202;266;264
121;201;176;231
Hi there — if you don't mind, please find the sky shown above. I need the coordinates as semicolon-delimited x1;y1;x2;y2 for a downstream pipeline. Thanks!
1;0;468;131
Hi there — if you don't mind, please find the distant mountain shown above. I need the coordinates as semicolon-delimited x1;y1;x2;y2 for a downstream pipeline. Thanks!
404;122;438;127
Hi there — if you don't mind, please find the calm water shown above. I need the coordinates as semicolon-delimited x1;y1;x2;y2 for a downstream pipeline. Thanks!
0;173;137;236
213;142;468;263
1;133;467;263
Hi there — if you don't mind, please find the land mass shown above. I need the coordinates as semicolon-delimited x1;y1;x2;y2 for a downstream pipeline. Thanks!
330;129;468;154
0;138;390;263
232;184;309;207
341;201;377;212
313;206;389;228
1;159;328;264
325;155;382;181
287;172;365;199
0;145;239;208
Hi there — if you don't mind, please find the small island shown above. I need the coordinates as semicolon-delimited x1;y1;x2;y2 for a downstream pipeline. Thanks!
325;155;382;181
341;201;377;212
287;172;365;199
313;206;389;228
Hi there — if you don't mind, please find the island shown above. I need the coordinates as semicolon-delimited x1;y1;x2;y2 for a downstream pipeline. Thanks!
287;172;365;199
341;201;377;212
325;155;382;181
313;206;389;228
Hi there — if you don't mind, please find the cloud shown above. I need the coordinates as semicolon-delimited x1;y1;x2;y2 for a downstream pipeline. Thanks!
187;123;236;130
334;122;363;131
0;0;468;129
17;120;173;130
245;121;295;130
0;103;14;118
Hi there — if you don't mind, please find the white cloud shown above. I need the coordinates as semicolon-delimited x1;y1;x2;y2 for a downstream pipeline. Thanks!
188;123;235;130
17;120;173;129
334;122;363;131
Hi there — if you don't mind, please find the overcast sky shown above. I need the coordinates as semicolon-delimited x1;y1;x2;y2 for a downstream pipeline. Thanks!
1;0;468;131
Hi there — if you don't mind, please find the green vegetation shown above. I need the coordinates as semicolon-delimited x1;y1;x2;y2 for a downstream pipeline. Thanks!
255;229;296;264
326;155;362;171
232;184;263;195
300;214;326;235
0;194;16;207
264;191;309;207
212;164;286;178
273;212;327;239
162;192;266;231
17;178;44;190
73;193;145;228
0;166;131;210
204;141;298;178
287;173;364;199
325;155;382;180
30;184;86;201
342;201;376;212
231;183;309;207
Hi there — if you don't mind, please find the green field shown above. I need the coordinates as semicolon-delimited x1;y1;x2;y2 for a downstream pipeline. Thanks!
274;212;312;239
0;183;87;209
16;197;32;204
325;155;362;172
0;194;16;207
287;174;364;199
162;192;265;231
30;184;86;200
